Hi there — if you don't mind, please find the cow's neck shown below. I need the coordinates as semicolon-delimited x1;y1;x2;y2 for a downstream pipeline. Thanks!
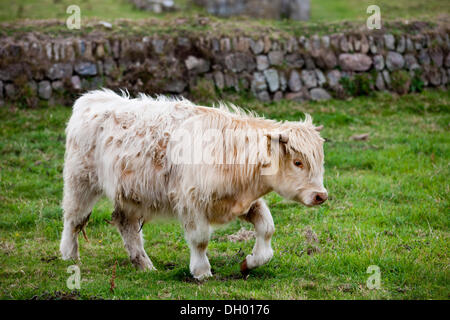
229;181;271;216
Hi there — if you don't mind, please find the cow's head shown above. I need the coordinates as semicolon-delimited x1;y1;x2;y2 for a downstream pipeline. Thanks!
262;115;327;207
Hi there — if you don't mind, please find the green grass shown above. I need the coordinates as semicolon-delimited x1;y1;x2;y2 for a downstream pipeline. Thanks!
0;90;449;299
0;0;446;23
310;0;445;22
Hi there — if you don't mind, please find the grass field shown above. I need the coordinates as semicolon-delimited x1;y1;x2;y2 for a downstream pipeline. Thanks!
0;89;449;299
0;0;446;23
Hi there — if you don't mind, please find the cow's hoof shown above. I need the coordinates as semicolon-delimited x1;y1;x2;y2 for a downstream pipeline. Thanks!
60;245;79;261
132;255;156;271
193;270;212;281
240;259;250;279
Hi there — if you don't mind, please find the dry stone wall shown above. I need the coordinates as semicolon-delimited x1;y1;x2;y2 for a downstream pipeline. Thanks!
0;29;449;106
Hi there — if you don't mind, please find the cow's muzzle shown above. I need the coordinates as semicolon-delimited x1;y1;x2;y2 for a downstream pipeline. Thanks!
312;191;328;205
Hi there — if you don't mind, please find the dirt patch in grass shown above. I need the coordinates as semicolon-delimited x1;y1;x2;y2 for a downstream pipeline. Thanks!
40;255;58;263
29;290;104;300
226;228;255;243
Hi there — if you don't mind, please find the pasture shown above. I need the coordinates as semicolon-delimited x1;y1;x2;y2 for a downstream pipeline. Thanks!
0;89;448;299
0;0;445;23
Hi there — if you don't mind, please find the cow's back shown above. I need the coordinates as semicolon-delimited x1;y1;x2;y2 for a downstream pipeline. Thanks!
65;90;197;212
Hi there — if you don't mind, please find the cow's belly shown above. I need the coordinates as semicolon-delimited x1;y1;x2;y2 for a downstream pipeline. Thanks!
207;194;258;225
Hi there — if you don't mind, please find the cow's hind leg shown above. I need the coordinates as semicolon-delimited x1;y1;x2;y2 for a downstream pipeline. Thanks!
183;216;212;280
60;180;100;260
112;208;156;271
239;199;275;274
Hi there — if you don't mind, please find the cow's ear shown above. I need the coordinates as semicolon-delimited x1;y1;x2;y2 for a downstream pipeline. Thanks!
265;131;289;144
279;132;289;144
315;125;324;132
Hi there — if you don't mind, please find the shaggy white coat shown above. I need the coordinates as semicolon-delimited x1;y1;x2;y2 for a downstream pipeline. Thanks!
60;89;326;279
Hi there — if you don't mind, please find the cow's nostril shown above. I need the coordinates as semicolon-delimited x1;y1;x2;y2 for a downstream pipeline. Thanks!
314;192;328;204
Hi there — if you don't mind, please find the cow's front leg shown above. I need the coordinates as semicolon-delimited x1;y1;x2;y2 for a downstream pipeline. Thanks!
112;208;156;271
183;217;212;280
240;199;275;274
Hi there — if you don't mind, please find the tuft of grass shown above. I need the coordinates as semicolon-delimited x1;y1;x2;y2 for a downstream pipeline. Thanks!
0;89;449;300
391;70;412;95
339;74;375;97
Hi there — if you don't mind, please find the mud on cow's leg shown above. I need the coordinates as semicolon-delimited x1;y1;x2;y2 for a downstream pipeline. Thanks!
183;217;212;280
60;211;92;260
112;207;156;271
239;199;275;276
60;180;100;261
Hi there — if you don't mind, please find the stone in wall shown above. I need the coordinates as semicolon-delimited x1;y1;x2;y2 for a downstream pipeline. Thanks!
0;63;29;81
383;70;391;88
373;55;384;71
74;62;97;76
5;84;16;99
279;72;287;91
264;69;279;92
52;80;64;91
273;91;283;102
384;34;395;50
326;70;341;88
256;90;271;102
185;56;210;74
224;53;255;72
251;72;267;93
405;54;420;70
71;76;82;90
310;88;331;101
38;81;52;100
441;69;448;85
375;72;385;91
397;36;406;53
301;70;317;89
285;53;304;68
386;51;405;71
318;51;337;69
213;71;225;89
288;70;302;92
445;53;450;68
152;39;165;54
339;54;372;71
315;69;326;87
163;79;186;93
304;56;315;70
285;88;310;102
256;55;269;71
419;49;431;65
268;51;284;66
250;39;264;55
430;48;444;67
426;67;441;86
47;63;73;80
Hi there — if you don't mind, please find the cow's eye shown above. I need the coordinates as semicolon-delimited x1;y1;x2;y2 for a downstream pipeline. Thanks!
293;160;303;168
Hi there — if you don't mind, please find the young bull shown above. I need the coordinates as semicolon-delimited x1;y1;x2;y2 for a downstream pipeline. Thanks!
60;89;327;280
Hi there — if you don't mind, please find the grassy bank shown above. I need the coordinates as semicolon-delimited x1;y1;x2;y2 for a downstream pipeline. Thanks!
0;0;446;23
0;89;449;299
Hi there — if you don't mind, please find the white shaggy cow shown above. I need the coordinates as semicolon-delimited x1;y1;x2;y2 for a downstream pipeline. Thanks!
60;89;327;280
